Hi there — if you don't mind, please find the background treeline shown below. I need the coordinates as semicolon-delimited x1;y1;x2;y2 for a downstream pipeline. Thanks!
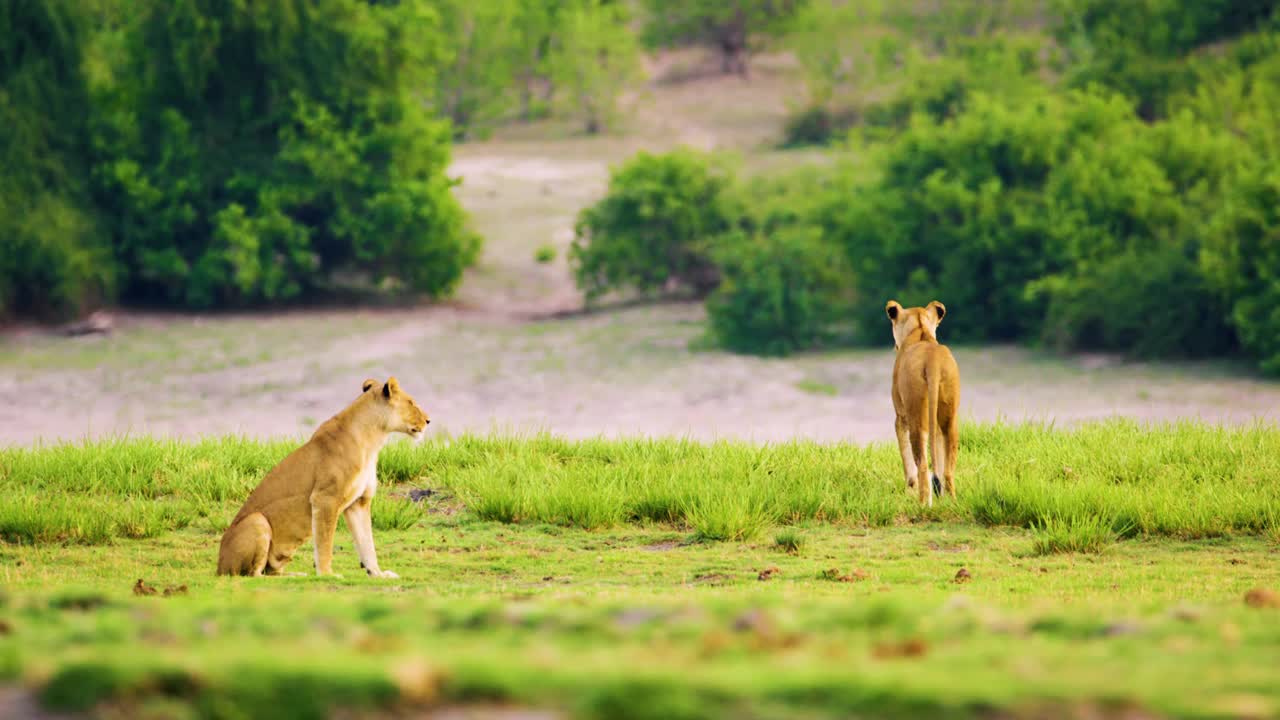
570;0;1280;374
6;1;1280;375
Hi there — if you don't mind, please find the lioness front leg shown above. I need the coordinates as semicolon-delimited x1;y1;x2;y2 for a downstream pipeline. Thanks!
311;502;342;576
344;496;398;578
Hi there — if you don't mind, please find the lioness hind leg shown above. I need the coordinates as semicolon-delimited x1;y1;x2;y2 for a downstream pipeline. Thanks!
930;424;947;500
895;415;917;489
942;416;959;499
217;513;271;576
908;426;932;507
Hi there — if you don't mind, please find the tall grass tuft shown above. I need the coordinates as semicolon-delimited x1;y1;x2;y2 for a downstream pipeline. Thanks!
774;529;806;554
1030;513;1126;556
372;496;423;531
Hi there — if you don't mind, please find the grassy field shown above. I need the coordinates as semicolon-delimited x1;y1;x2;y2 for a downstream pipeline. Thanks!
4;44;1280;720
2;422;1279;719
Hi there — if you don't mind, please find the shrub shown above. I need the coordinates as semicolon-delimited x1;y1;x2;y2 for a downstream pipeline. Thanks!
1055;0;1280;118
862;37;1043;132
1036;247;1236;358
640;0;808;75
1202;164;1280;374
547;0;642;135
92;0;479;309
570;149;737;303
819;90;1100;342
782;106;846;148
706;227;852;356
821;86;1256;357
0;0;110;319
534;244;557;264
705;169;852;356
1032;110;1243;358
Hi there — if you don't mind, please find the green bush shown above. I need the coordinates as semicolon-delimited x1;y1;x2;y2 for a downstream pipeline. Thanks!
1202;164;1280;374
862;37;1043;132
819;90;1104;342
640;0;808;75
707;226;852;356
92;0;479;309
1055;0;1280;118
570;149;736;303
1036;247;1236;358
1028;106;1245;358
821;86;1261;358
0;0;109;319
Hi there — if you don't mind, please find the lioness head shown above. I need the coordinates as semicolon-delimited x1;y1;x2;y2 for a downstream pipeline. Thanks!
885;300;946;350
361;376;430;439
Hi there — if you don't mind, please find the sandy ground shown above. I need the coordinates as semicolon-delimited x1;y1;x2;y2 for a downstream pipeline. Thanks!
2;300;1277;447
2;52;1278;447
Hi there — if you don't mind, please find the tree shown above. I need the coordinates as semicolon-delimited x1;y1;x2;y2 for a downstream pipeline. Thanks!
431;0;521;138
93;0;479;308
547;0;641;134
0;0;112;319
641;0;808;76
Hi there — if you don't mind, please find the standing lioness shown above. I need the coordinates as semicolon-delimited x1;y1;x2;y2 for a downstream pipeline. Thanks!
886;300;960;506
217;377;429;577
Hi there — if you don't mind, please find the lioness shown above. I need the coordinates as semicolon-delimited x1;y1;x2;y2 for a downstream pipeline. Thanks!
217;377;429;577
886;300;960;506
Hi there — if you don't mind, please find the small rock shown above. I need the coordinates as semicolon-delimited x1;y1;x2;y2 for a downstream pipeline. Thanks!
1244;588;1280;609
408;488;437;503
819;568;869;583
954;568;972;584
59;311;113;336
872;638;929;659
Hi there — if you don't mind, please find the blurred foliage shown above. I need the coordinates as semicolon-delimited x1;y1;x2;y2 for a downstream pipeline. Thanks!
640;0;809;75
547;0;643;134
91;0;479;309
0;0;112;319
570;149;735;303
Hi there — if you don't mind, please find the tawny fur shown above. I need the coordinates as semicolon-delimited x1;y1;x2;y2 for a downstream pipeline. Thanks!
886;300;961;506
217;376;429;577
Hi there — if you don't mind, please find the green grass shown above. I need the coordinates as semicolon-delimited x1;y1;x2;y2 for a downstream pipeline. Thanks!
2;421;1280;718
773;528;806;554
794;379;839;396
5;420;1277;546
1029;513;1125;556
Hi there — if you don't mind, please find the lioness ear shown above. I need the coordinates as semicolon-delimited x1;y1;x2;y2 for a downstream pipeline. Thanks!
929;301;946;322
383;376;400;399
886;300;902;321
362;378;377;393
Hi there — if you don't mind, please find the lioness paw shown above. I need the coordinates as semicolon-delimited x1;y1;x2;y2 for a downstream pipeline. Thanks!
368;569;399;579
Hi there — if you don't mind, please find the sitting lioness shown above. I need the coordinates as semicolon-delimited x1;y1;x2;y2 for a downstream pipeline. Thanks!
217;377;429;577
885;300;960;506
